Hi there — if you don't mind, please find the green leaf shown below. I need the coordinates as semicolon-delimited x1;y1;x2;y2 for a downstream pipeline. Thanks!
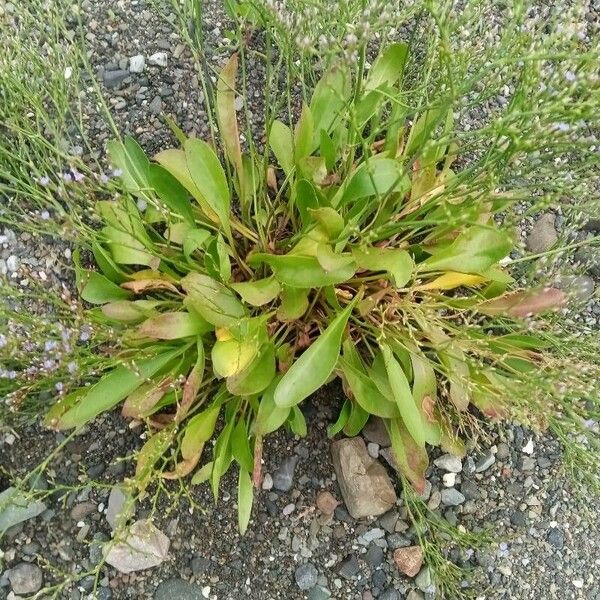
55;349;182;429
183;228;212;260
102;225;158;269
289;406;307;437
335;157;409;207
216;53;244;182
381;344;426;447
410;351;442;446
255;376;291;436
438;346;471;411
294;179;321;227
181;273;246;327
154;148;220;223
211;411;236;502
387;418;429;494
250;253;356;288
269;120;294;176
107;136;150;197
185;138;232;238
404;106;449;158
79;271;132;304
231;277;281;306
164;114;188;145
274;299;356;407
204;235;232;282
310;207;345;239
327;400;351;438
237;468;253;535
419;226;513;275
294;103;314;163
101;300;154;322
339;358;398;419
231;418;253;472
352;247;413;287
310;67;350;149
365;43;409;91
191;461;213;485
226;343;276;396
182;404;220;460
277;286;309;321
136;311;212;339
148;164;195;225
316;245;356;273
92;243;128;283
343;402;369;436
319;130;337;172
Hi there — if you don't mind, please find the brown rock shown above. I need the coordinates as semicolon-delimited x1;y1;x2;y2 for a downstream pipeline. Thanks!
70;502;96;521
393;546;424;577
316;491;339;516
526;213;557;253
331;437;397;519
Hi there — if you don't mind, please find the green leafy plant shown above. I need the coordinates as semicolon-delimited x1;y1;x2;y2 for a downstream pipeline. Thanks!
45;46;581;534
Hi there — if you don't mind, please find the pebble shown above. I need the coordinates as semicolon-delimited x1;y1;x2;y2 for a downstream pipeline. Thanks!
547;528;565;550
442;472;456;487
149;95;162;114
440;488;466;506
282;503;296;516
261;473;273;490
103;69;129;88
379;588;400;600
337;554;361;580
415;567;433;592
6;255;19;272
153;578;205;600
526;213;557;252
367;442;380;458
129;54;145;73
273;456;299;492
7;563;43;595
362;417;391;446
358;528;385;544
475;450;496;472
364;544;385;568
393;546;424;577
496;442;510;460
295;563;318;590
149;51;168;67
309;586;331;599
433;454;462;473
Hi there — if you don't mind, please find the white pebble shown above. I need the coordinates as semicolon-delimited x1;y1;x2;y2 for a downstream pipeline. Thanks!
6;255;20;273
522;439;534;454
64;66;73;80
262;473;273;490
573;579;584;589
443;472;457;487
201;585;210;598
367;442;379;458
282;503;295;516
149;52;168;67
129;54;145;73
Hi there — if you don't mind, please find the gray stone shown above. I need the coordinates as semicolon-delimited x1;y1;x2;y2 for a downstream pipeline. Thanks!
496;442;510;460
359;528;385;544
558;275;595;301
309;586;331;600
103;69;129;88
406;590;425;600
547;528;565;549
380;589;400;600
378;510;398;533
190;555;210;576
510;511;527;527
364;544;385;568
337;554;360;579
106;485;133;530
415;567;433;592
521;457;536;471
526;213;558;252
70;501;96;521
440;488;465;506
367;442;380;458
0;487;46;532
475;450;496;473
149;95;162;115
388;533;412;549
154;578;204;600
149;52;168;67
104;519;170;573
331;438;397;519
575;247;600;277
261;473;273;490
363;417;391;447
6;255;19;272
129;54;145;73
583;218;600;232
273;456;299;492
295;563;318;590
7;563;43;595
433;454;462;473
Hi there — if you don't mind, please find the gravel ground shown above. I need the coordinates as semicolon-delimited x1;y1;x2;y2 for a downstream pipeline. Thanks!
1;1;599;599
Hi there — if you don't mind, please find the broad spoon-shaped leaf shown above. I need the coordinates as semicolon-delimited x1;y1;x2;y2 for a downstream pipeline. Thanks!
274;298;357;407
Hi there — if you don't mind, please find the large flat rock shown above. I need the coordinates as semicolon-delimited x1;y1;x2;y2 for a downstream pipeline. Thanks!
331;437;397;519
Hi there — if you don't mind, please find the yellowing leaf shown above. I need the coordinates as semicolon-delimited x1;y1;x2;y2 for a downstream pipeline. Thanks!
212;338;258;378
415;271;487;291
237;468;253;535
269;120;294;176
478;287;566;318
136;312;212;339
